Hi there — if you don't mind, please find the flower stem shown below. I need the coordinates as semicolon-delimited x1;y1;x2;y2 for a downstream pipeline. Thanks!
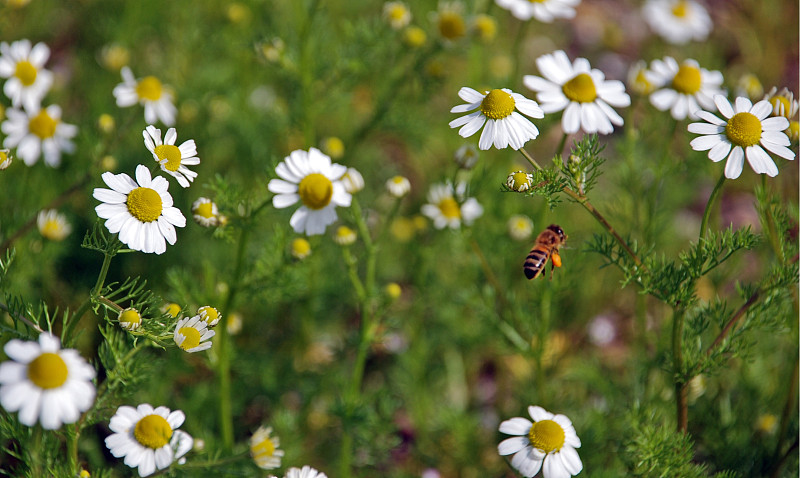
63;250;114;345
554;132;569;160
672;307;688;432
699;171;726;240
519;147;543;171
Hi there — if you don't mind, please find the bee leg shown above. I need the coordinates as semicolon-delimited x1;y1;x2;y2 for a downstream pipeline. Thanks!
549;260;555;280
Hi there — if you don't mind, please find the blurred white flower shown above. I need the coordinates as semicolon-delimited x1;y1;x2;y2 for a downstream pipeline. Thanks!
421;182;483;229
37;209;71;241
113;67;176;126
1;104;77;167
495;0;580;22
0;39;53;111
642;0;711;45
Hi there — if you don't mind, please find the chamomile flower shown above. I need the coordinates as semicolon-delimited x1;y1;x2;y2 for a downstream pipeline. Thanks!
421;182;483;229
736;74;763;100
268;148;352;236
333;225;357;246
197;306;221;327
508;214;534;241
627;60;657;96
495;0;580;23
403;26;427;48
688;95;795;179
472;14;497;42
1;104;77;167
642;0;711;45
648;57;724;120
113;67;176;126
0;40;53;111
104;403;193;477
384;1;413;30
143;125;200;188
93;164;187;254
433;1;467;42
118;308;143;331
342;167;365;194
498;405;582;478
191;197;219;227
0;149;11;169
250;426;284;470
454;144;479;169
0;332;96;430
763;87;799;119
286;466;328;478
449;87;544;150
291;237;312;259
37;209;71;241
524;50;630;135
173;315;215;352
386;175;411;198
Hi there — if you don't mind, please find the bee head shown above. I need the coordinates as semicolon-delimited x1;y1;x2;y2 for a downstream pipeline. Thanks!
547;224;566;243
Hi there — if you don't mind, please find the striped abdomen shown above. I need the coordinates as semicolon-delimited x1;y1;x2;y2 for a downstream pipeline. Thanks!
524;246;551;280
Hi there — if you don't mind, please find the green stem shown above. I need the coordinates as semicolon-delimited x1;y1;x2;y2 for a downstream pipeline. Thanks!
672;307;688;432
64;251;114;345
554;132;569;160
759;175;785;263
519;147;543;171
699;171;726;240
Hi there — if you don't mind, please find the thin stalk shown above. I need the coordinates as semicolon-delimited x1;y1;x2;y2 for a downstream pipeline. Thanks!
63;251;114;344
672;307;688;432
759;175;785;262
699;172;726;240
554;132;569;160
519;147;543;171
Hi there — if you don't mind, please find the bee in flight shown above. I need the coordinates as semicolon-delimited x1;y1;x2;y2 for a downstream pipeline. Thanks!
524;224;567;280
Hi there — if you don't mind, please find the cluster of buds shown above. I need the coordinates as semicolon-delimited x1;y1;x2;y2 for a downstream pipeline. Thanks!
567;154;587;195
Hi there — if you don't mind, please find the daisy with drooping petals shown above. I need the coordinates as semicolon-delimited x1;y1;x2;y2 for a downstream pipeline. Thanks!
173;315;215;352
118;308;143;331
143;125;200;188
113;66;176;126
432;1;467;42
93;164;187;254
386;175;411;198
105;403;193;477
449;87;544;150
524;50;630;135
648;57;724;120
1;104;77;167
268;148;352;236
0;332;96;430
197;306;221;327
191;197;219;227
0;40;53;111
688;95;795;179
627;60;657;96
286;466;328;478
384;1;412;30
498;405;583;478
250;425;284;470
495;0;580;23
763;87;799;119
37;209;72;241
421;182;483;230
642;0;711;45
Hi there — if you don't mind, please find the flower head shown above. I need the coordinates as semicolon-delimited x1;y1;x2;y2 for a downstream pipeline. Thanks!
688;95;795;179
472;14;497;42
268;148;352;236
508;214;534;241
320;136;345;159
498;405;582;478
333;225;357;246
1;104;77;167
506;170;533;192
763;87;799;119
250;426;284;470
105;403;193;477
94;164;187;254
403;26;428;48
191;197;219;227
421;182;483;229
386;175;411;198
286;466;328;478
736;74;763;100
0;40;53;111
118;308;143;331
524;50;630;134
0;332;95;429
197;306;221;327
342;167;365;194
627;60;657;96
454;144;479;169
291;237;312;259
495;0;580;22
384;1;413;30
113;67;176;126
0;149;12;169
143;125;200;188
643;0;711;44
37;209;72;241
173;315;215;352
449;87;544;150
648;57;724;120
433;2;467;42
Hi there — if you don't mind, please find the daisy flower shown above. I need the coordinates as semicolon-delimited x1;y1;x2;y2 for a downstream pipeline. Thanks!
291;237;312;259
191;197;219;227
453;144;479;169
736;74;763;101
472;14;498;43
286;466;328;478
386;175;411;198
173;315;215;352
432;1;467;42
384;1;413;30
268;148;352;236
642;0;711;45
508;214;534;241
648;57;724;120
0;149;12;169
93;164;187;254
118;308;143;331
421;182;483;229
0;40;53;111
449;87;544;150
506;170;533;192
320;136;345;159
143;125;200;188
333;225;357;246
1;104;77;167
498;405;583;478
763;87;799;119
524;50;630;135
113;66;176;126
342;167;365;194
250;425;284;470
495;0;580;23
104;403;193;477
688;95;795;179
37;209;72;241
197;306;221;327
0;332;96;429
627;60;657;96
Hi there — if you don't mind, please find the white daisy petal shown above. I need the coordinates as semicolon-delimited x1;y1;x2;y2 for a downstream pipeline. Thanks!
500;417;534;435
725;146;745;179
498;436;529;455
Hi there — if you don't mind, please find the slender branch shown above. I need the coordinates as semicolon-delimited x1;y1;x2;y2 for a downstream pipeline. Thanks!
699;171;726;240
554;132;569;160
672;307;688;433
0;302;43;333
769;437;799;478
704;290;760;359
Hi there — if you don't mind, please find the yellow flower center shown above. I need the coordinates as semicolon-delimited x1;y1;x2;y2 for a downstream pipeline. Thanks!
404;26;427;48
135;76;163;101
438;12;466;40
298;173;333;210
562;73;597;103
27;352;68;389
178;326;202;350
199;306;219;324
671;0;689;18
165;303;181;317
438;197;461;219
672;64;702;95
725;112;762;147
291;238;311;258
126;187;163;223
388;5;407;21
528;0;546;3
134;414;173;449
28;111;57;139
634;69;654;94
480;89;516;120
252;437;276;458
788;120;799;141
119;308;142;326
528;419;566;454
14;60;37;86
153;144;182;172
194;202;215;218
770;96;792;118
40;220;64;240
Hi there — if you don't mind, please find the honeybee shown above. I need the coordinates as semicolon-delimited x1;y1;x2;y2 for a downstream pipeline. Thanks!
523;224;567;280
